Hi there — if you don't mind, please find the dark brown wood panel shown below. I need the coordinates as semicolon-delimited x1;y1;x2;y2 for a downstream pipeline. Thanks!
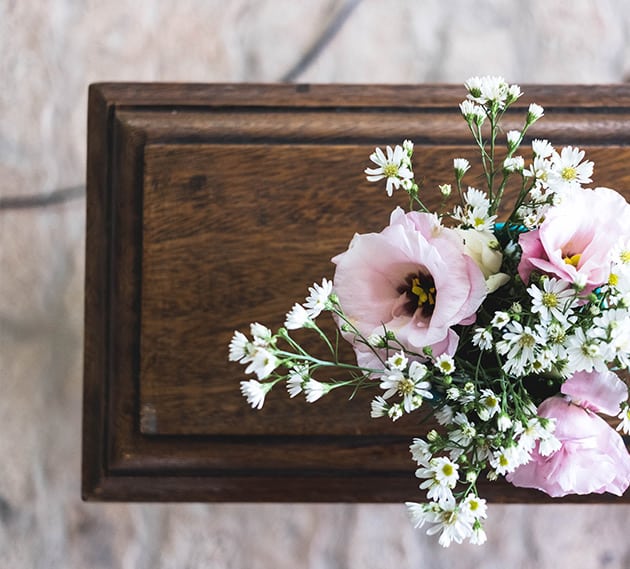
83;83;630;502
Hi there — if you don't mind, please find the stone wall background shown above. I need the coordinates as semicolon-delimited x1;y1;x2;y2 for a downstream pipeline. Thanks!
3;0;630;567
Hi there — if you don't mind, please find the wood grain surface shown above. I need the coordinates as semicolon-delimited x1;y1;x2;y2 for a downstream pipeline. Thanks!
83;83;630;502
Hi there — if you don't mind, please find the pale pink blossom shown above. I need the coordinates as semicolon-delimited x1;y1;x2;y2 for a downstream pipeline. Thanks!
507;395;630;497
332;208;487;360
561;369;627;416
518;187;630;289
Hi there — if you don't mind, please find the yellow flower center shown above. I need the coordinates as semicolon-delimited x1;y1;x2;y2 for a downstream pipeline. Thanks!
484;395;498;408
609;273;619;287
621;251;630;264
399;272;437;318
398;377;415;396
542;292;558;308
441;463;454;477
411;277;436;308
563;253;581;267
383;163;399;178
561;166;577;181
519;334;536;348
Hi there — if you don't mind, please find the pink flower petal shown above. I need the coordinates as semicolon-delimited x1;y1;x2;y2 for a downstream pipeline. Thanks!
507;396;630;497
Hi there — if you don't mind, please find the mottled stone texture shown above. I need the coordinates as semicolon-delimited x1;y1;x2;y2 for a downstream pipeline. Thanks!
3;0;630;567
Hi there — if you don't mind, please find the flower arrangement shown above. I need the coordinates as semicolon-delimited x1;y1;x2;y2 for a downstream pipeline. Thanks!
229;77;630;546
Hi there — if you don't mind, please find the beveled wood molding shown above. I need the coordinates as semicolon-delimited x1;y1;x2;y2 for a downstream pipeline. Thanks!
83;83;630;502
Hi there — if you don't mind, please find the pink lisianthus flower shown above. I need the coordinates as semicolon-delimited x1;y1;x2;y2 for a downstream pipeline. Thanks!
507;370;630;497
518;187;630;289
332;207;487;362
561;369;628;416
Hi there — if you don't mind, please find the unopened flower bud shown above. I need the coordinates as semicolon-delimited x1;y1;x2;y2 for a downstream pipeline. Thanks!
427;429;439;442
466;470;479;484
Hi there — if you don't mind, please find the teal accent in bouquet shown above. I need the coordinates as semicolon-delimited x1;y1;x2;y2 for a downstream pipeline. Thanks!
229;76;630;547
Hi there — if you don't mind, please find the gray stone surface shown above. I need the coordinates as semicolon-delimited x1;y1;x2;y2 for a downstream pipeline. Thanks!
3;0;630;566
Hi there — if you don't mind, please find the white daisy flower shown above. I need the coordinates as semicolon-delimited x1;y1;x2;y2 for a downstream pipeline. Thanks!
365;144;414;197
503;156;524;172
250;322;273;346
611;238;630;271
453;158;471;177
496;413;513;432
477;388;501;421
244;346;278;380
496;321;540;375
303;278;333;318
491;311;510;329
435;404;454;426
531;138;554;158
464;187;491;210
529;347;556;374
506;130;521;149
417;457;459;505
517;415;561;457
229;330;251;362
387;403;404;421
472;327;493;350
413;498;473;547
286;364;310;398
406;501;440;530
370;395;389;418
489;445;527;475
448;413;476;447
446;386;461;401
284;303;311;330
469;523;488;546
465;75;511;107
410;438;433;466
524;155;553;190
387;351;408;370
462;494;488;523
545;321;570;359
240;380;271;410
303;378;331;403
434;354;456;375
547;146;593;192
409;360;429;381
461;382;477;404
507;84;522;103
459;100;486;124
594;308;630;366
380;366;432;412
527;103;544;122
538;429;562;457
528;277;576;322
565;328;606;373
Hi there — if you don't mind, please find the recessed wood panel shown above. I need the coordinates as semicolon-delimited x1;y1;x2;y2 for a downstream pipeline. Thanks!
83;83;630;502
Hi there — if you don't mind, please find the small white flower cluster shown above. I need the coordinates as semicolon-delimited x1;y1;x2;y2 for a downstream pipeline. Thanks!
406;494;488;547
472;273;630;380
405;387;559;546
519;140;594;228
365;141;415;197
451;187;497;231
464;76;522;109
370;353;456;420
229;279;335;410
